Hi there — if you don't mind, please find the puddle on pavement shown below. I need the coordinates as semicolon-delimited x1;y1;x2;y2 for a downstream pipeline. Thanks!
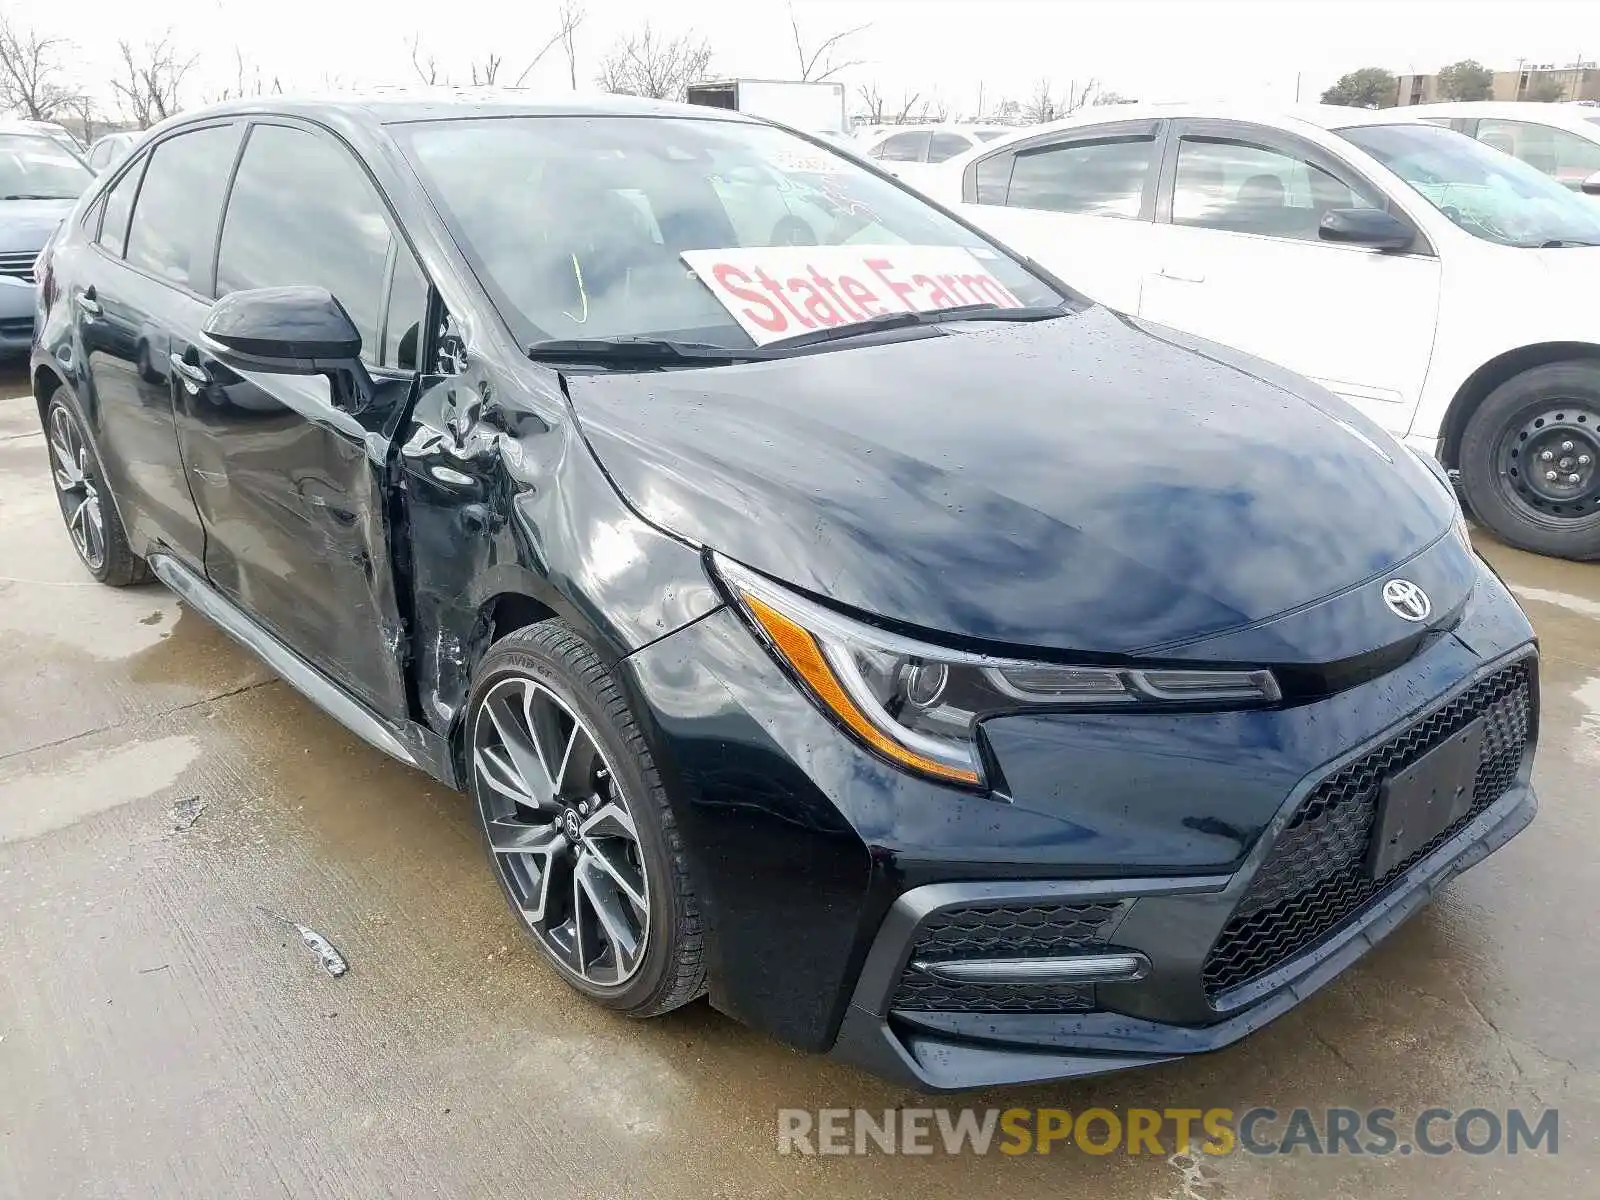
0;733;201;844
1570;675;1600;766
1510;584;1600;621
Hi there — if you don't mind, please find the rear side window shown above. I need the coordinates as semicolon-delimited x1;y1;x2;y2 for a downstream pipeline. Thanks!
124;124;241;292
96;159;146;257
216;124;394;364
874;132;929;162
1005;136;1156;217
926;132;972;163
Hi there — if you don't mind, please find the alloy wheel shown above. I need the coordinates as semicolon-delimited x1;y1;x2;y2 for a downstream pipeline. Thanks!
47;405;106;570
472;676;650;987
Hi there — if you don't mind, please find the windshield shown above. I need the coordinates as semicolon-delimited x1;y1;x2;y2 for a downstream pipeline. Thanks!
398;115;1065;347
0;133;92;200
1337;122;1600;247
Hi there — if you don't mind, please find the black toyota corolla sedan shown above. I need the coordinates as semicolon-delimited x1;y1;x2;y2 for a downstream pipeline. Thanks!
31;94;1538;1090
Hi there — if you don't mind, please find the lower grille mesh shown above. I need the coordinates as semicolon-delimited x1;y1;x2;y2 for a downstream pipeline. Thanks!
889;900;1121;1013
1201;658;1534;999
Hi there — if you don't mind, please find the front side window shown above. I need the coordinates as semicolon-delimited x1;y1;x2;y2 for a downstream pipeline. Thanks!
1474;119;1600;189
125;124;242;291
397;116;1063;348
0;133;93;200
382;250;429;371
1340;121;1600;247
1172;137;1380;242
216;124;394;363
97;159;146;257
874;132;929;162
1005;136;1155;217
926;132;972;163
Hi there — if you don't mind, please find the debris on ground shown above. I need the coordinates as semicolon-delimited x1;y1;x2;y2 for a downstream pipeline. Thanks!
257;907;349;978
168;796;206;832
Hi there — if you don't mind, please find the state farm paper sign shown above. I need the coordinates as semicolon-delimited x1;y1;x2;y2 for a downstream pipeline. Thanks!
680;245;1023;346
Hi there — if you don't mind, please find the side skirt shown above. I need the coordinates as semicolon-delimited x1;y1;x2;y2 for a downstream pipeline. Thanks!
147;552;459;788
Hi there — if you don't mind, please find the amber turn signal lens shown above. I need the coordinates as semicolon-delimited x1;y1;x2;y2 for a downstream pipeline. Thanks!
742;592;982;785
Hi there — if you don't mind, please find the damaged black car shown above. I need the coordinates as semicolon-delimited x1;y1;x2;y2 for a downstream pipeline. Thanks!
32;95;1538;1091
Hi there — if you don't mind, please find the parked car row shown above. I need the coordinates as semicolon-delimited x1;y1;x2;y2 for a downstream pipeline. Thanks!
920;103;1600;560
30;92;1539;1091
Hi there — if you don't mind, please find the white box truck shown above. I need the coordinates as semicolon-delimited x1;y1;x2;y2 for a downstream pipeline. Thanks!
685;79;849;139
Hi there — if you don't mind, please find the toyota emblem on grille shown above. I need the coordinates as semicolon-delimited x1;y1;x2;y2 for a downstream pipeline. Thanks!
1382;579;1431;622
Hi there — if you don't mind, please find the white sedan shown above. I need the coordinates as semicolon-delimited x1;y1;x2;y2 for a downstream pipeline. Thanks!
859;123;1013;190
925;104;1600;560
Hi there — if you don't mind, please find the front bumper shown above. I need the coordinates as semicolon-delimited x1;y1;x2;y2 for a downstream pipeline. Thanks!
0;277;35;355
830;779;1535;1091
624;559;1538;1088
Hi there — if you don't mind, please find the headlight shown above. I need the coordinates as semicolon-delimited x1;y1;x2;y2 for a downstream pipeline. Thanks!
714;555;1280;789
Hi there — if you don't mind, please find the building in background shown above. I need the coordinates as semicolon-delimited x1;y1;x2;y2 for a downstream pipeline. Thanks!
1395;61;1600;106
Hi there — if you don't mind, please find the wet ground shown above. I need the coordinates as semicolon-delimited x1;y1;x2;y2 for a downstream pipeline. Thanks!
1;373;1597;1199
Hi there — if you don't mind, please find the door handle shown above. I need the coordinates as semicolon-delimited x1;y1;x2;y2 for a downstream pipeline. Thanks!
1157;268;1206;284
75;293;101;317
169;353;210;394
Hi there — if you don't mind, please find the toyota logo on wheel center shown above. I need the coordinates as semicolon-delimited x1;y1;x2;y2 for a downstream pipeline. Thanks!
1382;579;1432;622
561;808;582;842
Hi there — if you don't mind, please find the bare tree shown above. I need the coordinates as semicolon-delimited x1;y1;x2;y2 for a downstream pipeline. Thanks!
0;14;78;120
59;93;98;143
856;82;885;124
470;53;503;86
558;1;586;90
789;5;867;82
408;33;444;85
595;24;711;101
1021;78;1058;124
111;35;195;128
206;47;283;103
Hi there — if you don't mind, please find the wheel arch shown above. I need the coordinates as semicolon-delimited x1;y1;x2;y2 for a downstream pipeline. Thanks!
1439;342;1600;469
32;360;69;423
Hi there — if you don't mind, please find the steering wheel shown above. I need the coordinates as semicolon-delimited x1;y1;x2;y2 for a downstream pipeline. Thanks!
770;215;818;246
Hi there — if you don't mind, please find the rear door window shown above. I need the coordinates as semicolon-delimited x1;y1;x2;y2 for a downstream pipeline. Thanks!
926;132;973;163
124;124;242;291
1006;135;1157;217
874;132;930;162
216;123;396;365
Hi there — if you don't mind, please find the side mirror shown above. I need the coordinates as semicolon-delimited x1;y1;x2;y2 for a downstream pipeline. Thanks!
1318;208;1415;252
202;285;373;411
1582;170;1600;197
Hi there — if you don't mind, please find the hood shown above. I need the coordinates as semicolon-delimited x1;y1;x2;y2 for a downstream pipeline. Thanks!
565;306;1458;657
0;197;76;254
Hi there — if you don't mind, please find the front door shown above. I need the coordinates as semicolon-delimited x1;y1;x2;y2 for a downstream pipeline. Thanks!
1138;120;1441;434
170;119;428;719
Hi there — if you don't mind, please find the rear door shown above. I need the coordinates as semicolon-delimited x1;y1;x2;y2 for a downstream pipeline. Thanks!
73;122;243;567
170;119;426;718
953;120;1164;312
1137;119;1441;433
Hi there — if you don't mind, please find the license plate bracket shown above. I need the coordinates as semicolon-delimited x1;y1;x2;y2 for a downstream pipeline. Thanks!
1368;717;1486;879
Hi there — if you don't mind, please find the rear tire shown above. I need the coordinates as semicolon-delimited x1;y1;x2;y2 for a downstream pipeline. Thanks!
1458;362;1600;561
43;389;150;586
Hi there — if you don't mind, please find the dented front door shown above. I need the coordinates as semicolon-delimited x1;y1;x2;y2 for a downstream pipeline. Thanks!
171;363;412;719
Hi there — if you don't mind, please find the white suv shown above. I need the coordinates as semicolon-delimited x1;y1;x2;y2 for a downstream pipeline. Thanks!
927;104;1600;559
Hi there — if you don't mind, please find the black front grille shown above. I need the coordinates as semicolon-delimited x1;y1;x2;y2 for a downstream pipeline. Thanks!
1202;658;1534;999
0;316;30;337
0;251;35;281
889;900;1122;1013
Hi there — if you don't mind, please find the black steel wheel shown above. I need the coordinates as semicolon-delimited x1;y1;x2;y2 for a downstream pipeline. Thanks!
43;390;148;586
1460;362;1600;561
465;620;706;1014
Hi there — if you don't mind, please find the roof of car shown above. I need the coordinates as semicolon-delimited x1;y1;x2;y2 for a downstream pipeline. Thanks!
1397;100;1600;130
179;88;757;127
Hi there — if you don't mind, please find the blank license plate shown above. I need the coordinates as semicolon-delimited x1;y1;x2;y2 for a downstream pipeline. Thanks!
1368;718;1485;878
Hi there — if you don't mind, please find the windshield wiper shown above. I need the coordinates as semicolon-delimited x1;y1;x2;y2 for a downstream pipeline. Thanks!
1;193;76;201
526;336;769;366
763;302;1070;350
1538;239;1600;248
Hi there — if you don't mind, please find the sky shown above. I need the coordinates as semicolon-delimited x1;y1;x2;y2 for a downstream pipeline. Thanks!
13;0;1600;119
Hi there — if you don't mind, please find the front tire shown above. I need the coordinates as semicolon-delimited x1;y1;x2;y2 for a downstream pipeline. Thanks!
1459;362;1600;561
43;390;149;586
464;620;706;1016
